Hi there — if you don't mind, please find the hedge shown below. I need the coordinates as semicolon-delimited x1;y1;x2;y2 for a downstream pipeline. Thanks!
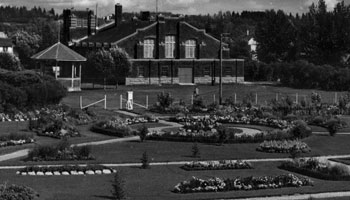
90;125;134;137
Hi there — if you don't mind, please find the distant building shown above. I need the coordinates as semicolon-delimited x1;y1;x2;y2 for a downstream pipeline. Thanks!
0;32;14;54
62;8;97;44
248;38;257;61
69;4;244;85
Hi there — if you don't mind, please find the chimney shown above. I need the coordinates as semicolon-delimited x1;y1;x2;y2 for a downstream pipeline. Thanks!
115;3;122;27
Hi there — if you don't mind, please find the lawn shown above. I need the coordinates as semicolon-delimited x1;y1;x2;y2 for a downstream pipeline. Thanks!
62;84;345;112
2;162;350;200
3;134;350;166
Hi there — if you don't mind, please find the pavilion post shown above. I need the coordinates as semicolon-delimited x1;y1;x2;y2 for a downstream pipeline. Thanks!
71;63;74;89
79;64;82;90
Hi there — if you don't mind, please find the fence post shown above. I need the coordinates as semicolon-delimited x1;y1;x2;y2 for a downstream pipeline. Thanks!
104;95;107;109
120;95;123;110
80;96;82;109
234;93;237;104
213;94;216;103
146;95;149;109
335;92;337;104
276;93;278;101
191;95;194;105
255;93;258;105
296;93;298;104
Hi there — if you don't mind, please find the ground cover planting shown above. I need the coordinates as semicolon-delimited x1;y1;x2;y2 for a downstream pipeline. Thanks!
181;160;252;171
257;139;311;153
0;132;34;148
173;174;313;193
279;158;350;181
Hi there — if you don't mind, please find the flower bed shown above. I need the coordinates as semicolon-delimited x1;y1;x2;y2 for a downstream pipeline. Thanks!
173;174;313;193
28;140;93;161
91;118;134;137
17;165;116;176
0;132;35;148
125;115;159;125
279;158;350;181
181;160;252;171
256;140;311;153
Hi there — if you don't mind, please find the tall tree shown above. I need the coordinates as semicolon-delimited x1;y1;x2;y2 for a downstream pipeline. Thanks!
255;10;297;63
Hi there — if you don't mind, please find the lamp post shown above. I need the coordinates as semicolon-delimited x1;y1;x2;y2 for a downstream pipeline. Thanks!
219;33;230;105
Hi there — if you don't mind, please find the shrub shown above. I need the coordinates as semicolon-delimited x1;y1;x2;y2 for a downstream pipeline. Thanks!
192;96;205;111
157;92;173;109
326;119;339;136
141;151;150;169
112;172;126;200
217;125;228;145
191;143;200;158
138;124;148;142
289;120;312;139
0;183;38;200
0;52;22;71
75;145;92;159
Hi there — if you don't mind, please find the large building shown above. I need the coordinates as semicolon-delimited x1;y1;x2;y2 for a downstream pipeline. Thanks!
63;8;97;44
70;4;244;85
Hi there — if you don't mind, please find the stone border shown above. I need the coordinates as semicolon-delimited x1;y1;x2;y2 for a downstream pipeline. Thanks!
16;169;117;176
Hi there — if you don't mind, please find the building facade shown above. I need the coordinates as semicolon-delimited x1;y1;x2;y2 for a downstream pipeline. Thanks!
70;4;244;85
63;8;97;44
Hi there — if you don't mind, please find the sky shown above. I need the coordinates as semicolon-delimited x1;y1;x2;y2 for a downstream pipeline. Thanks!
0;0;349;17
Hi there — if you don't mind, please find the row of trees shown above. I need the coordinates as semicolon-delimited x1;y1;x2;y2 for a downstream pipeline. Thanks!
0;6;57;23
255;0;350;65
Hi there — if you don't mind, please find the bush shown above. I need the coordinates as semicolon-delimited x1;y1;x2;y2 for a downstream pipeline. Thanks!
157;92;173;109
191;143;200;158
112;172;126;200
138;124;148;142
289;120;312;139
0;52;22;71
0;183;38;200
326;119;339;136
141;151;150;169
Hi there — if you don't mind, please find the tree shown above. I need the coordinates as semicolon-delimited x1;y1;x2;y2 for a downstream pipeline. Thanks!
138;124;148;142
191;143;200;158
86;49;115;88
255;10;298;63
11;30;41;68
0;52;22;71
111;172;126;200
110;47;132;85
140;151;150;169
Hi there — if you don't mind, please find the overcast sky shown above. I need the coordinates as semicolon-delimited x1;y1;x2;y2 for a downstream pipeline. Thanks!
0;0;348;17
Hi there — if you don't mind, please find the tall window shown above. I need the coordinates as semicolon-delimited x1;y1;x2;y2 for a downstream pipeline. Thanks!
144;39;154;58
185;40;196;58
165;36;175;58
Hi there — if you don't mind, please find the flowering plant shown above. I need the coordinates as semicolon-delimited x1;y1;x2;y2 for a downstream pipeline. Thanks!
182;160;252;171
257;139;311;153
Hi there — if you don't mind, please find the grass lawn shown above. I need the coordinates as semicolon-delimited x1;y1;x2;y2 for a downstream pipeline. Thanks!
3;134;350;166
2;162;350;200
62;84;346;112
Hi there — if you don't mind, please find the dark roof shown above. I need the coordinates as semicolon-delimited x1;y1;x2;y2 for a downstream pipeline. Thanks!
71;10;94;18
31;42;86;62
83;20;153;44
0;38;13;47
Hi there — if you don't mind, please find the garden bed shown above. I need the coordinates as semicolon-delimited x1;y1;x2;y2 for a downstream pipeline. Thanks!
17;164;116;176
256;140;311;153
173;174;313;193
279;158;350;181
0;132;35;148
181;160;252;171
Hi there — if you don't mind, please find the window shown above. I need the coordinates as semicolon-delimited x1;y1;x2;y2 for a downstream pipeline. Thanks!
3;47;8;52
224;66;232;76
165;36;175;58
203;66;210;76
185;40;196;58
138;66;145;77
161;66;169;77
143;39;154;58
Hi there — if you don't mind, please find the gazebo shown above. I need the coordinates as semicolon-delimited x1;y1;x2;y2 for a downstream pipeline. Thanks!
31;42;87;92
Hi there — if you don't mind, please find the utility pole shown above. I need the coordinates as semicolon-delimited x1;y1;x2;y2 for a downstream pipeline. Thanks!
219;33;230;105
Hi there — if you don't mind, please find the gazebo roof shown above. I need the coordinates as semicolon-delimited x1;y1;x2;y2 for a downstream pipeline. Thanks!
31;42;86;62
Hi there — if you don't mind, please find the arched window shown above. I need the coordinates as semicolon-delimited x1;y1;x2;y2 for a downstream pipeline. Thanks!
165;36;175;58
185;40;196;58
143;39;154;58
